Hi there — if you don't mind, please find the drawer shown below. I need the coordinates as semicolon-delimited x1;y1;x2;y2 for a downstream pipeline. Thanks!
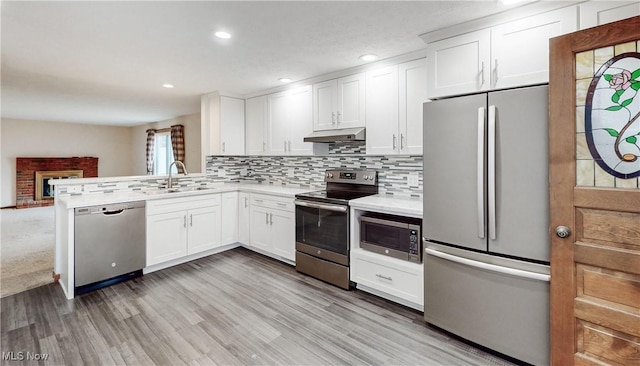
147;194;221;215
351;250;423;305
250;193;294;212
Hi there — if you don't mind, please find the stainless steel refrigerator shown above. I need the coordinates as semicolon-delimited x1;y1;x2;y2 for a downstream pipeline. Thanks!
423;85;550;365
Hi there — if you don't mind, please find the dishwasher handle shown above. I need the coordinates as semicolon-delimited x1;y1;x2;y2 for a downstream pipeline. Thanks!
103;209;125;216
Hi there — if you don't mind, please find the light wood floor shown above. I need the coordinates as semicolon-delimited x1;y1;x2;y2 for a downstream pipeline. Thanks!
1;248;517;365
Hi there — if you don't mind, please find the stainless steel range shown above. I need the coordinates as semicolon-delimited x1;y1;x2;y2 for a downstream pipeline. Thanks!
294;169;378;289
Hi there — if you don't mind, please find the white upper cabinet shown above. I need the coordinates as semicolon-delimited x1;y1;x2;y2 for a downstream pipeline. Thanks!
365;65;400;155
426;6;577;98
427;29;491;98
267;85;314;155
491;6;577;90
398;58;427;155
366;59;426;155
313;73;365;131
580;1;640;29
201;92;245;163
245;95;268;155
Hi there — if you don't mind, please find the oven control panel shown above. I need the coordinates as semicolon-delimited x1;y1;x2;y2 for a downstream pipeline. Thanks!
325;169;377;185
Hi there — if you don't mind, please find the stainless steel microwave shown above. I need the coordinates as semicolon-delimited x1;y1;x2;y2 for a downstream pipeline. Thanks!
360;213;422;263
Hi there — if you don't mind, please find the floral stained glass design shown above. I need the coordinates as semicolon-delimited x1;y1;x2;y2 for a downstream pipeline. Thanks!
585;52;640;179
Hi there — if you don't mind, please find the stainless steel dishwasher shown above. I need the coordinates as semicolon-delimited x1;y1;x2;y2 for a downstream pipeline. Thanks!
74;201;146;295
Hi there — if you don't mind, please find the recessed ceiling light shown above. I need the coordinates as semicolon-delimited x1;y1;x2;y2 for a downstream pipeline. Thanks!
279;78;292;83
215;31;231;39
162;83;174;88
359;54;378;62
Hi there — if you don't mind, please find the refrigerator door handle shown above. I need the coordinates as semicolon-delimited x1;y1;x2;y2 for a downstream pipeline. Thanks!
425;248;550;282
477;107;486;239
488;105;497;240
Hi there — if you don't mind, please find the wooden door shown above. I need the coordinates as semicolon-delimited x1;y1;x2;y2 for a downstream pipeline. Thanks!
549;16;640;365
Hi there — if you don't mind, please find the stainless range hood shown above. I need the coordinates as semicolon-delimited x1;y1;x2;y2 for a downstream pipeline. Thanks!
303;127;365;143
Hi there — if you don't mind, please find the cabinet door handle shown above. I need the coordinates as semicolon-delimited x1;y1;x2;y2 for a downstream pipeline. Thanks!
392;134;397;150
190;214;193;227
400;134;405;150
183;215;187;228
493;59;498;88
269;213;273;225
244;197;248;208
284;141;287;152
288;140;291;152
263;142;266;152
222;142;225;153
480;61;485;87
336;111;341;124
376;274;392;281
332;112;336;125
265;212;269;224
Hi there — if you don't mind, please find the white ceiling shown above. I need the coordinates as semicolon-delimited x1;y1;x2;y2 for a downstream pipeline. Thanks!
2;1;522;126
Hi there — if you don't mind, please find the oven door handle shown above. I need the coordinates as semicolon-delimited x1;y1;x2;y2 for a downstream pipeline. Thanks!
294;200;348;213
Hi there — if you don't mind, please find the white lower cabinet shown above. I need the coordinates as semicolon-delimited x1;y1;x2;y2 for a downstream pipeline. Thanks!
351;249;423;308
249;193;295;262
146;194;221;266
221;192;238;245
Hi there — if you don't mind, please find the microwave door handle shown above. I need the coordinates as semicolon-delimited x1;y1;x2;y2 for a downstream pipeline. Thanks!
360;216;409;229
294;200;348;213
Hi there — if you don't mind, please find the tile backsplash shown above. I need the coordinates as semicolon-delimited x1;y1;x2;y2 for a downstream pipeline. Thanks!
206;153;423;198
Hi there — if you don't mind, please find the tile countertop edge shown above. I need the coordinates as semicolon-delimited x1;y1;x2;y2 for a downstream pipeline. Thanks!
349;194;423;218
56;183;317;209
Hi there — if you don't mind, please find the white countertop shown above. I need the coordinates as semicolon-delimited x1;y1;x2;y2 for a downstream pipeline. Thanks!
349;194;423;218
56;182;316;209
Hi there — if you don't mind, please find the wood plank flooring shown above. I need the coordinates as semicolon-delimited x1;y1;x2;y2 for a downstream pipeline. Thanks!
1;248;517;365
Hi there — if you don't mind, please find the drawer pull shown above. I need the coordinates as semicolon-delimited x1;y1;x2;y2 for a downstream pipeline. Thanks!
376;274;392;281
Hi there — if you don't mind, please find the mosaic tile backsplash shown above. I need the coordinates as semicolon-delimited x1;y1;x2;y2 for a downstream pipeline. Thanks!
205;154;423;198
54;152;423;198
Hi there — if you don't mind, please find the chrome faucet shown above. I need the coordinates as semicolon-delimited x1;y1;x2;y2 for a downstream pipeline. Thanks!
167;160;188;189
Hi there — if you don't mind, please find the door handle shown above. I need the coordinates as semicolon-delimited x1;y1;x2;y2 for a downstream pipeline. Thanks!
393;134;397;150
488;105;496;241
400;133;405;150
183;215;187;228
480;61;485;86
288;140;292;152
222;142;225;153
269;213;273;225
477;107;485;239
265;212;269;225
190;214;193;227
244;197;248;208
556;226;571;238
337;111;341;124
332;112;336;125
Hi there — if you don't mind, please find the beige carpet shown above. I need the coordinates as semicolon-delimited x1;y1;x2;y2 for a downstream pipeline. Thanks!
1;206;55;298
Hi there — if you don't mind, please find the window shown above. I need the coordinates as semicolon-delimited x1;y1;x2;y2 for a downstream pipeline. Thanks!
154;132;177;175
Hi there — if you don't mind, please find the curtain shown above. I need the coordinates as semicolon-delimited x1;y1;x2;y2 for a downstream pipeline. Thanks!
145;129;156;175
170;124;186;174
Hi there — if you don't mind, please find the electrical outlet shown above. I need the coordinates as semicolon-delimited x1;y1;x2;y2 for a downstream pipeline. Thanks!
407;174;419;187
287;168;295;178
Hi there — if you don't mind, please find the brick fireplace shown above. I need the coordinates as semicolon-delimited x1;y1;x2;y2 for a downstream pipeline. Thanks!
16;157;98;208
